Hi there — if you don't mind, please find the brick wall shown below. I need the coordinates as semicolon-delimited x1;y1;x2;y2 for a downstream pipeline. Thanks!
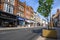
0;0;34;20
0;0;4;11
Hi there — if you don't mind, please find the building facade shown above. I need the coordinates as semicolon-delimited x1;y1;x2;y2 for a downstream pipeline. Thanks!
0;0;18;27
25;6;34;20
14;0;26;26
0;0;34;27
24;6;34;27
51;9;60;27
33;12;42;27
0;0;24;15
0;0;15;14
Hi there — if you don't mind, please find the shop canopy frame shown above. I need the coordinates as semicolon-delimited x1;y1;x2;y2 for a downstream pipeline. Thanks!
25;19;35;23
17;16;25;21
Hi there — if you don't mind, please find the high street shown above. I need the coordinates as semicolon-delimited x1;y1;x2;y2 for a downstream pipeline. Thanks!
0;27;42;40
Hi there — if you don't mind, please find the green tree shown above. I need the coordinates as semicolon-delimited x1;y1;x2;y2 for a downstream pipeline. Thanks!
37;0;54;29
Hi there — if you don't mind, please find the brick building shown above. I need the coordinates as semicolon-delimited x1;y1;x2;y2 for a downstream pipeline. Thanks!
0;0;34;27
50;9;60;27
0;0;15;14
0;0;18;27
25;6;34;20
0;0;34;19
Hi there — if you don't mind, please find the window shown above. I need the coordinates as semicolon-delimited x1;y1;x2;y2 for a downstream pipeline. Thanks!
26;9;30;14
17;12;20;16
7;5;10;13
19;5;24;11
10;0;15;5
26;10;29;13
10;6;13;14
20;12;23;14
20;12;24;17
17;11;24;17
4;3;8;12
20;12;23;17
4;3;13;14
5;0;9;2
0;0;1;4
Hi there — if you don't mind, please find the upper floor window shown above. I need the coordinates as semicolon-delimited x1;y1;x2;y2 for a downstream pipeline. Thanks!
9;6;13;14
9;0;15;5
4;3;13;14
4;3;8;12
17;11;24;17
4;0;15;5
20;11;24;17
4;0;9;2
26;10;30;13
19;5;24;11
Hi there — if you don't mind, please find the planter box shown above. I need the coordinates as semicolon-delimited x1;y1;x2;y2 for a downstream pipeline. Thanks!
42;29;57;39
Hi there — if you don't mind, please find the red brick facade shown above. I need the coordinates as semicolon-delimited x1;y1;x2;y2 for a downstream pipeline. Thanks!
0;0;34;20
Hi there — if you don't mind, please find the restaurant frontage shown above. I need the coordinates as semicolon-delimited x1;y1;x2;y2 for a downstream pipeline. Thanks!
0;11;35;27
17;16;35;27
0;11;17;27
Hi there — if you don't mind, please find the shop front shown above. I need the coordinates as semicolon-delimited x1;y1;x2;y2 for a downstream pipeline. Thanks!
17;16;25;27
25;19;35;27
0;11;17;27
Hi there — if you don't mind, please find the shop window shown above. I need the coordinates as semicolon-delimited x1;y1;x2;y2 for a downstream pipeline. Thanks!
9;6;13;14
17;12;20;16
4;3;8;12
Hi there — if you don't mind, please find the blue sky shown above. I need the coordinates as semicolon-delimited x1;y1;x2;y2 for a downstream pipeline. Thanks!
51;0;60;14
20;0;38;12
20;0;60;21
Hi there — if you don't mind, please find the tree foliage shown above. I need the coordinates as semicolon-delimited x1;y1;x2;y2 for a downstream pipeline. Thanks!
37;0;54;17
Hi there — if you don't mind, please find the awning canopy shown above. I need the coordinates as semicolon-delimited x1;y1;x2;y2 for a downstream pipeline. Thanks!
17;16;25;21
25;19;35;23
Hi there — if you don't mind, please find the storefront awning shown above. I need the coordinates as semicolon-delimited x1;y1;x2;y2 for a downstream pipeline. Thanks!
17;16;24;21
25;19;35;23
18;17;24;21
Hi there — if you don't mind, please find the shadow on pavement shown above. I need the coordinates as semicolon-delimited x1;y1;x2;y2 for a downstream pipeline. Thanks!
32;28;57;40
31;28;47;34
31;29;42;36
43;29;57;40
